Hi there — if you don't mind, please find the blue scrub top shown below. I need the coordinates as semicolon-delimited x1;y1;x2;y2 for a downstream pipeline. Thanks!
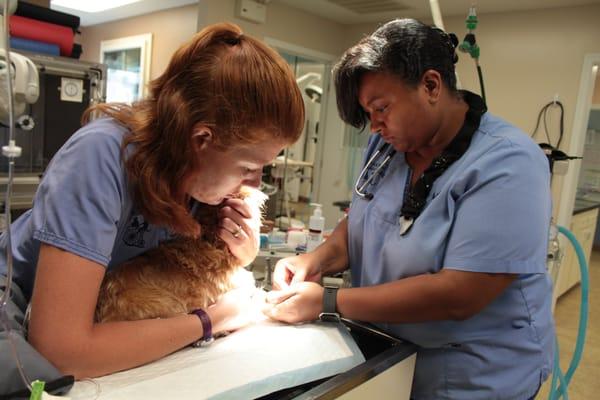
348;112;554;399
0;118;173;301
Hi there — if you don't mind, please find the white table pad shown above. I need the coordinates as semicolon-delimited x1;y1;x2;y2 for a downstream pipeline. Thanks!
68;320;365;400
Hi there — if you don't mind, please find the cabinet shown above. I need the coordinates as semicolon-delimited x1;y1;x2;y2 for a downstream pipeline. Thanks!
555;208;598;300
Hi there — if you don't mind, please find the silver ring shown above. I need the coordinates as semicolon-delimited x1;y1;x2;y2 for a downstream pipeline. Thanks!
232;225;242;238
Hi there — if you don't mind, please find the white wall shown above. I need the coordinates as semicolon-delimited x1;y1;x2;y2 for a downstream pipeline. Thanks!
450;4;600;222
197;0;347;56
81;1;348;74
79;4;198;80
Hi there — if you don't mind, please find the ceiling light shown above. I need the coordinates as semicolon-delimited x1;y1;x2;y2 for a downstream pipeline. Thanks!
51;0;143;13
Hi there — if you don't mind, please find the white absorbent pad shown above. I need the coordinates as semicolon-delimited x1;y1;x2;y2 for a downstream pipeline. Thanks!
67;320;365;400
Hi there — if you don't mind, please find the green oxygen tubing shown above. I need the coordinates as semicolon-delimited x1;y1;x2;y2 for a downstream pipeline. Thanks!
548;226;590;400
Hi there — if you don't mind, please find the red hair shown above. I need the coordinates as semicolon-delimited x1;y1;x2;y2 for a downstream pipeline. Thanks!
83;23;304;237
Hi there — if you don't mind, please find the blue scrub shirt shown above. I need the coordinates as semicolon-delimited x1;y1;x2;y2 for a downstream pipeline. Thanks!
0;118;173;301
348;112;554;399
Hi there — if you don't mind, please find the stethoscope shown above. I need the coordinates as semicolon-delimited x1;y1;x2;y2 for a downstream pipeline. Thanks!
354;141;396;201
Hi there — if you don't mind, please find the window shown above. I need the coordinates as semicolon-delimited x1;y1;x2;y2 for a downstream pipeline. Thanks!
100;33;152;103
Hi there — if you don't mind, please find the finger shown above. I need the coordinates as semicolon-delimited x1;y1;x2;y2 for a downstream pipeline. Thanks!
262;302;289;322
219;207;246;228
272;267;291;290
261;303;278;320
220;208;254;238
266;288;296;304
262;301;302;324
218;227;244;246
290;269;308;285
222;199;252;219
223;199;261;239
220;217;245;239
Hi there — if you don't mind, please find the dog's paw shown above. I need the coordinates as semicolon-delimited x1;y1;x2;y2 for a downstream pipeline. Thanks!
230;267;256;289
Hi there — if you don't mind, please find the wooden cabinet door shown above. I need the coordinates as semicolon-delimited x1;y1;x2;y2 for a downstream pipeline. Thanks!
557;209;598;299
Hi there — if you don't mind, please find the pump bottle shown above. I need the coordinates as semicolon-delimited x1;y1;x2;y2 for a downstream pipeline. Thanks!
306;203;325;252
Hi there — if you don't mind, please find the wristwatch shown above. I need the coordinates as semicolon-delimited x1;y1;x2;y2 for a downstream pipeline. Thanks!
191;308;214;347
319;286;341;322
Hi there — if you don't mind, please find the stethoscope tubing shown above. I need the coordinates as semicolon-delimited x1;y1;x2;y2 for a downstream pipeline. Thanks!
354;141;396;200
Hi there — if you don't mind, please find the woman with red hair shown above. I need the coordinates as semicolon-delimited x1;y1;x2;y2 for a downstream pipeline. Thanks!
0;22;304;383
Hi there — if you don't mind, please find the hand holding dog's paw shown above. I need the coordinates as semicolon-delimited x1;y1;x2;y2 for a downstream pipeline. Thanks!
210;287;266;333
262;282;323;324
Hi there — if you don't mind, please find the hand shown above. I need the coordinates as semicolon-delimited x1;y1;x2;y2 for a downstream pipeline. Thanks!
218;198;261;266
262;282;323;324
209;287;267;334
272;254;322;290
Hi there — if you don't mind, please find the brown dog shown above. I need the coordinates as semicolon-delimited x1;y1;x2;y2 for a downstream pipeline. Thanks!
95;187;266;323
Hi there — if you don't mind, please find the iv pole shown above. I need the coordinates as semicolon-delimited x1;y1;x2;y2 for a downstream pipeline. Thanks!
428;0;462;89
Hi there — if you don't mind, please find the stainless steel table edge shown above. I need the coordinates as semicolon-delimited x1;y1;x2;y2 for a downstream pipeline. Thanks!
293;319;418;400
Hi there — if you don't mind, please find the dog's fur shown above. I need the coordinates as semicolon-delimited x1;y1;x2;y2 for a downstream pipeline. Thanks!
95;187;266;323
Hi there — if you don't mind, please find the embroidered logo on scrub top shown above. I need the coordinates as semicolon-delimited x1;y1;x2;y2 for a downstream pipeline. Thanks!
123;215;150;248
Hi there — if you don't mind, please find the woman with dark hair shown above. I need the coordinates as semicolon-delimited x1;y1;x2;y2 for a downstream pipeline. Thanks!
0;22;304;380
267;19;553;399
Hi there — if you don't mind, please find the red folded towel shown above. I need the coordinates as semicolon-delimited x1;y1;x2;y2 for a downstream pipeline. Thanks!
9;15;74;57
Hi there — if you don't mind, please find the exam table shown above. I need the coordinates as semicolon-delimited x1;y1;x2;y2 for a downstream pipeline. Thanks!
263;319;417;400
65;318;416;400
64;251;417;400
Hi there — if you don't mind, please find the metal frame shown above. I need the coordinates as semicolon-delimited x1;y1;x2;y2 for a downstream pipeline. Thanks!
1;52;107;209
295;345;416;399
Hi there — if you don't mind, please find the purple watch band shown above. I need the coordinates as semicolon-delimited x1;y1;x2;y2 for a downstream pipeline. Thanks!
191;308;214;347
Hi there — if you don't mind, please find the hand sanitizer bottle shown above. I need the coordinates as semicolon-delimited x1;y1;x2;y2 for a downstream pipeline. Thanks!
306;203;325;252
